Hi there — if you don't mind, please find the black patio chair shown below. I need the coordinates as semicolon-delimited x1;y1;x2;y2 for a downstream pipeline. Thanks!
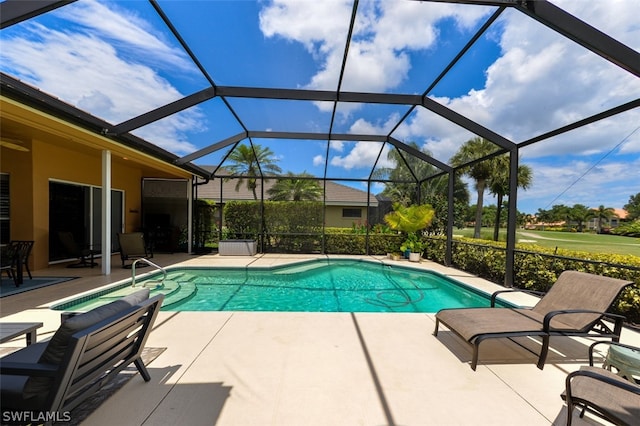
10;240;34;280
0;245;19;286
57;231;99;268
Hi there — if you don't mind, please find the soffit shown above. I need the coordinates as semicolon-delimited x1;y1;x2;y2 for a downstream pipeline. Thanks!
0;96;191;178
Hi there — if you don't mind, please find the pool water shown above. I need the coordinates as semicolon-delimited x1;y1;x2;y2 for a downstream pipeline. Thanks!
54;259;500;313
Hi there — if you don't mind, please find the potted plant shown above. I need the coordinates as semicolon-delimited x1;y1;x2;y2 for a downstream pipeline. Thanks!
400;233;424;262
384;203;435;262
388;252;402;261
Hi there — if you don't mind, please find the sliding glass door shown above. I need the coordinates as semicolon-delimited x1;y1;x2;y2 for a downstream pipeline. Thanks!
49;181;123;262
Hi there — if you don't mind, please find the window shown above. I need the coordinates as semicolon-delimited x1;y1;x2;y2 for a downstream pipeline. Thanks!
49;181;124;261
342;208;361;218
0;174;9;244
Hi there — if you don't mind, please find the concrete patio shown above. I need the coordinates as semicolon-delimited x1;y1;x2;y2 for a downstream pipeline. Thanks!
1;254;638;425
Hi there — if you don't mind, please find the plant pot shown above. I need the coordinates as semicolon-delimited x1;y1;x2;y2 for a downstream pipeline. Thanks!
408;252;421;262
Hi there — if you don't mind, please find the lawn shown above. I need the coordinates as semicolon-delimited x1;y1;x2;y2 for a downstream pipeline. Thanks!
452;228;640;257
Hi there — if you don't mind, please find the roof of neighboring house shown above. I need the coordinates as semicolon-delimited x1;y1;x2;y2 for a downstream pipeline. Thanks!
612;208;628;219
587;207;628;220
197;167;378;206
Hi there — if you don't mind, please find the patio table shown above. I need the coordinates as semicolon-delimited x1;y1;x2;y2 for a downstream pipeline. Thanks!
605;343;640;382
0;322;43;346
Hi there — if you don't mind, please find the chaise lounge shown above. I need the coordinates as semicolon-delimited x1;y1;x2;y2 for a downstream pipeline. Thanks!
0;289;164;419
562;341;640;425
433;270;632;370
117;232;153;268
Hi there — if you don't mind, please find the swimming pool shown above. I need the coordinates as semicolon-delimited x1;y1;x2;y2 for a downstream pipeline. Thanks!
52;259;505;313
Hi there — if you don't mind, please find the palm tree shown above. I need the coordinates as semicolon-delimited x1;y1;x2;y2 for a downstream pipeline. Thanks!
377;142;435;205
568;204;594;232
226;143;282;199
594;205;617;233
267;172;323;201
488;155;533;241
450;137;498;239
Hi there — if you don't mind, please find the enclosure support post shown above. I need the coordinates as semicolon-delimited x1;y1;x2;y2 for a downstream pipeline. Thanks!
504;148;519;287
445;170;454;267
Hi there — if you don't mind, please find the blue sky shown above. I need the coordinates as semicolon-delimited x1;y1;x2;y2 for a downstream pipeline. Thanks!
1;0;639;214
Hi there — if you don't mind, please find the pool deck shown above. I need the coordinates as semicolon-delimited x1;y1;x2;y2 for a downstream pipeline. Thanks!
1;253;638;425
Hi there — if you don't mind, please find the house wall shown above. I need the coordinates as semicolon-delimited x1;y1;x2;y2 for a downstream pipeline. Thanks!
325;206;368;228
2;140;148;270
1;140;34;244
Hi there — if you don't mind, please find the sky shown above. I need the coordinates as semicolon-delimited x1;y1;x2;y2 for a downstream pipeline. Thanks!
1;0;639;214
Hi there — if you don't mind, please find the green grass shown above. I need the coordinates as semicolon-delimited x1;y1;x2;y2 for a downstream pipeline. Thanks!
452;228;640;257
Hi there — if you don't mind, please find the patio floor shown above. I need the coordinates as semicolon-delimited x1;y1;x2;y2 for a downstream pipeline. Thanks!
1;253;637;425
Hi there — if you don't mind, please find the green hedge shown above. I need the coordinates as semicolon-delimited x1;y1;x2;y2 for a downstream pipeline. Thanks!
324;233;403;255
422;236;640;325
223;201;261;239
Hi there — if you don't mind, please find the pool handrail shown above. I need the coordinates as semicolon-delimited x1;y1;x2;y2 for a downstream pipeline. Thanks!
131;258;167;288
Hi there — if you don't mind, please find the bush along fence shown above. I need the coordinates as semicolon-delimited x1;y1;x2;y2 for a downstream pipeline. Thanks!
423;236;640;326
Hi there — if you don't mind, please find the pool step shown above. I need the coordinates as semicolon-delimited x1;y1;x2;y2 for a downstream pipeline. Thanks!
162;281;197;307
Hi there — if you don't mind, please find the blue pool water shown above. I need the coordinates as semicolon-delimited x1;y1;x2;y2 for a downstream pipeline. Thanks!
54;259;501;313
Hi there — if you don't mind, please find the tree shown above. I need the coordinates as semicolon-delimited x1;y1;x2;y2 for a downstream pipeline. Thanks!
568;204;594;232
450;137;497;239
377;142;469;206
267;172;323;201
488;155;533;241
594;205;616;233
624;193;640;221
537;204;571;226
226;143;282;199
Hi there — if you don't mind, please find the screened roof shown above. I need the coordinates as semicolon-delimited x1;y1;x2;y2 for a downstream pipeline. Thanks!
1;0;639;213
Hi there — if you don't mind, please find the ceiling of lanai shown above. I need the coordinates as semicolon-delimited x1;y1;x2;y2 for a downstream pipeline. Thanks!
1;0;639;212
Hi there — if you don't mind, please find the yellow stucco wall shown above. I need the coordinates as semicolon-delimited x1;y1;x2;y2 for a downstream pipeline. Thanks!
1;140;34;242
2;141;146;270
325;206;368;228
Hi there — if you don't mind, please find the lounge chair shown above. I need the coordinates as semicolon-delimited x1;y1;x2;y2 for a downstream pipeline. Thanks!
57;231;99;268
562;342;640;425
117;232;152;268
433;271;632;370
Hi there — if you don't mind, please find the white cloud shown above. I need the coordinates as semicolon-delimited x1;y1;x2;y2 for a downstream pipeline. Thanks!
375;0;640;213
312;154;325;166
330;140;345;152
330;141;388;170
57;0;192;71
0;3;202;155
440;7;640;149
259;0;491;116
519;156;640;212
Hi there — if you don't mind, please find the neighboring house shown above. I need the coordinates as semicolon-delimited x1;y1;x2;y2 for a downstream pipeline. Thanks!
586;208;628;232
1;78;207;271
196;168;378;228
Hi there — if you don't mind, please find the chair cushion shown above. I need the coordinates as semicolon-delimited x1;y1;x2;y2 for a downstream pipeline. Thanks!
22;288;150;400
